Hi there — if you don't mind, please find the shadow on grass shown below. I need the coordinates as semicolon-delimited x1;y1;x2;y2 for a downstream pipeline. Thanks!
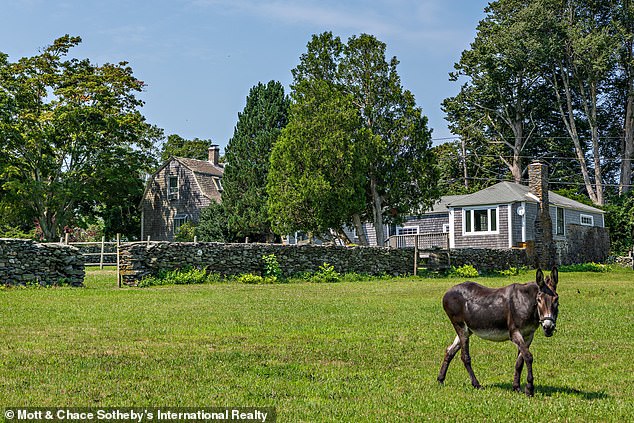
489;383;608;400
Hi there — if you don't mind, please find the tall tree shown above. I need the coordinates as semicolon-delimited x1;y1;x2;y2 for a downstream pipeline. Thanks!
544;0;620;205
159;134;211;162
444;0;560;185
267;79;368;238
222;81;289;242
286;32;438;245
0;35;160;240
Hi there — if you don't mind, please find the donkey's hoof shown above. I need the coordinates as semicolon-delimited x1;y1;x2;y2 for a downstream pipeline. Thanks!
525;386;534;397
472;383;483;390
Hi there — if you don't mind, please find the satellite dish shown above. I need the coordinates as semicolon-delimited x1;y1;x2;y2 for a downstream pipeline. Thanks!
517;206;525;216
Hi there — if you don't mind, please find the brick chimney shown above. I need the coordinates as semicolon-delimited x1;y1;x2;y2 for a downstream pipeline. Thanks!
528;161;556;268
208;145;220;166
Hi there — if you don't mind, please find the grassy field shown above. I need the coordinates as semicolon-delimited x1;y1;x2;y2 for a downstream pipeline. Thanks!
1;267;633;422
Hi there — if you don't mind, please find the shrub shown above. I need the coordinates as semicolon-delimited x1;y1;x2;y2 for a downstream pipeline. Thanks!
262;254;282;281
312;262;341;283
559;262;610;273
449;264;479;278
139;267;221;287
497;266;528;277
235;273;266;284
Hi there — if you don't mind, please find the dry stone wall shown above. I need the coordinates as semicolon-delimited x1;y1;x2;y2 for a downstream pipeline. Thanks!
0;239;85;286
119;242;415;285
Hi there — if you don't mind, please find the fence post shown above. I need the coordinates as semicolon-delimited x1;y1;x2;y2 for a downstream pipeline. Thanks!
99;236;105;269
64;233;69;245
414;235;419;276
116;233;121;288
147;235;150;244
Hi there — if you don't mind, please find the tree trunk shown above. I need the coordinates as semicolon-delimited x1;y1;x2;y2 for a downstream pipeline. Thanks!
621;78;634;194
550;66;600;204
351;213;369;246
370;175;385;246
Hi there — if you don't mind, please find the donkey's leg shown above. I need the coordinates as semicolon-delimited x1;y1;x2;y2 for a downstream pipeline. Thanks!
511;331;534;396
454;325;481;389
513;351;524;392
437;335;461;384
513;333;534;393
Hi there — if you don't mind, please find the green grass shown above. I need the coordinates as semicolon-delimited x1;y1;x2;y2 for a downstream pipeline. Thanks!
1;268;633;421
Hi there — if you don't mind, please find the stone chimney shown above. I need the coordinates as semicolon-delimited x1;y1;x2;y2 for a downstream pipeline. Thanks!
528;161;556;269
208;145;220;166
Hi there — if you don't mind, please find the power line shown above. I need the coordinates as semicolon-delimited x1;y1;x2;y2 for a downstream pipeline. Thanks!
439;176;634;188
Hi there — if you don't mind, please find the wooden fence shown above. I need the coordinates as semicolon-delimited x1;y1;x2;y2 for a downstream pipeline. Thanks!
385;232;450;276
385;232;449;250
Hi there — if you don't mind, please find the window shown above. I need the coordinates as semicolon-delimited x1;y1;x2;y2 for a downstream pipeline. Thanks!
556;207;565;236
464;207;498;234
213;177;223;192
397;226;419;235
173;214;189;233
580;214;594;226
168;176;178;200
442;223;450;233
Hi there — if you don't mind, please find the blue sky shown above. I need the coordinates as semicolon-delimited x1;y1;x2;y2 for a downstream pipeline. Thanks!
1;0;488;151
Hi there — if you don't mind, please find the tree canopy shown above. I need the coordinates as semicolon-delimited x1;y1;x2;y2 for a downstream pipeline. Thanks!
222;81;289;242
0;35;160;240
269;32;439;245
159;134;212;162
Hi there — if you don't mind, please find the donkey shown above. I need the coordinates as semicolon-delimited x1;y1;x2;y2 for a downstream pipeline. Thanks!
437;267;559;396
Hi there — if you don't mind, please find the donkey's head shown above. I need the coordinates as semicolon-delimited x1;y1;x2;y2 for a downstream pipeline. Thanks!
536;267;559;337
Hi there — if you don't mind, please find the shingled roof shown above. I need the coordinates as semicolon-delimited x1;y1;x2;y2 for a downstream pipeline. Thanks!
174;157;224;177
445;181;603;214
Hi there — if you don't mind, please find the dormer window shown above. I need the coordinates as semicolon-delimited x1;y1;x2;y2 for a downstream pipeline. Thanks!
168;176;178;200
213;177;223;192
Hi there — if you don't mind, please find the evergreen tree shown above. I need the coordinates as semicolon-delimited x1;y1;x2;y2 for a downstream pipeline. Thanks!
222;81;289;242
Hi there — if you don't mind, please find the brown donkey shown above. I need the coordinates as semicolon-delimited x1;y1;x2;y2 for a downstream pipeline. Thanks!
437;267;559;396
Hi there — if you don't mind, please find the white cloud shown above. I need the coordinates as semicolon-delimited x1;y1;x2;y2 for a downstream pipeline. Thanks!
190;0;464;45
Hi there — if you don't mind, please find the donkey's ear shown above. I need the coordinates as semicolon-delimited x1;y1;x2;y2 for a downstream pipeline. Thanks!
550;266;558;289
536;268;545;288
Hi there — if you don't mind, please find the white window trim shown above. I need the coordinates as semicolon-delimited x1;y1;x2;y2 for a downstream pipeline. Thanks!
462;206;500;236
448;209;455;248
173;214;189;233
580;214;594;226
168;176;179;200
442;223;450;233
213;177;223;192
507;204;513;248
555;207;566;236
397;226;419;236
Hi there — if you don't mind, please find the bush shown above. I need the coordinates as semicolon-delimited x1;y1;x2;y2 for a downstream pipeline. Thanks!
497;266;529;277
449;264;479;278
234;273;277;284
139;267;222;287
312;262;341;283
262;254;282;281
558;262;610;273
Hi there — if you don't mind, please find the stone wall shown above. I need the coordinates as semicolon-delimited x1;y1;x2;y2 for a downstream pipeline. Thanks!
555;224;611;265
421;248;530;272
119;242;415;285
0;239;85;286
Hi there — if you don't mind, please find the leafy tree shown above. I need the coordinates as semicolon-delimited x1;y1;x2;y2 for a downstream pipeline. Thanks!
604;191;634;254
267;79;368;237
159;134;212;162
283;32;439;245
0;35;160;240
222;81;289;242
196;202;231;242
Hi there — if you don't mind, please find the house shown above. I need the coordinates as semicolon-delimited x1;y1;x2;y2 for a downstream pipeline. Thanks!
140;145;224;241
381;162;608;265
